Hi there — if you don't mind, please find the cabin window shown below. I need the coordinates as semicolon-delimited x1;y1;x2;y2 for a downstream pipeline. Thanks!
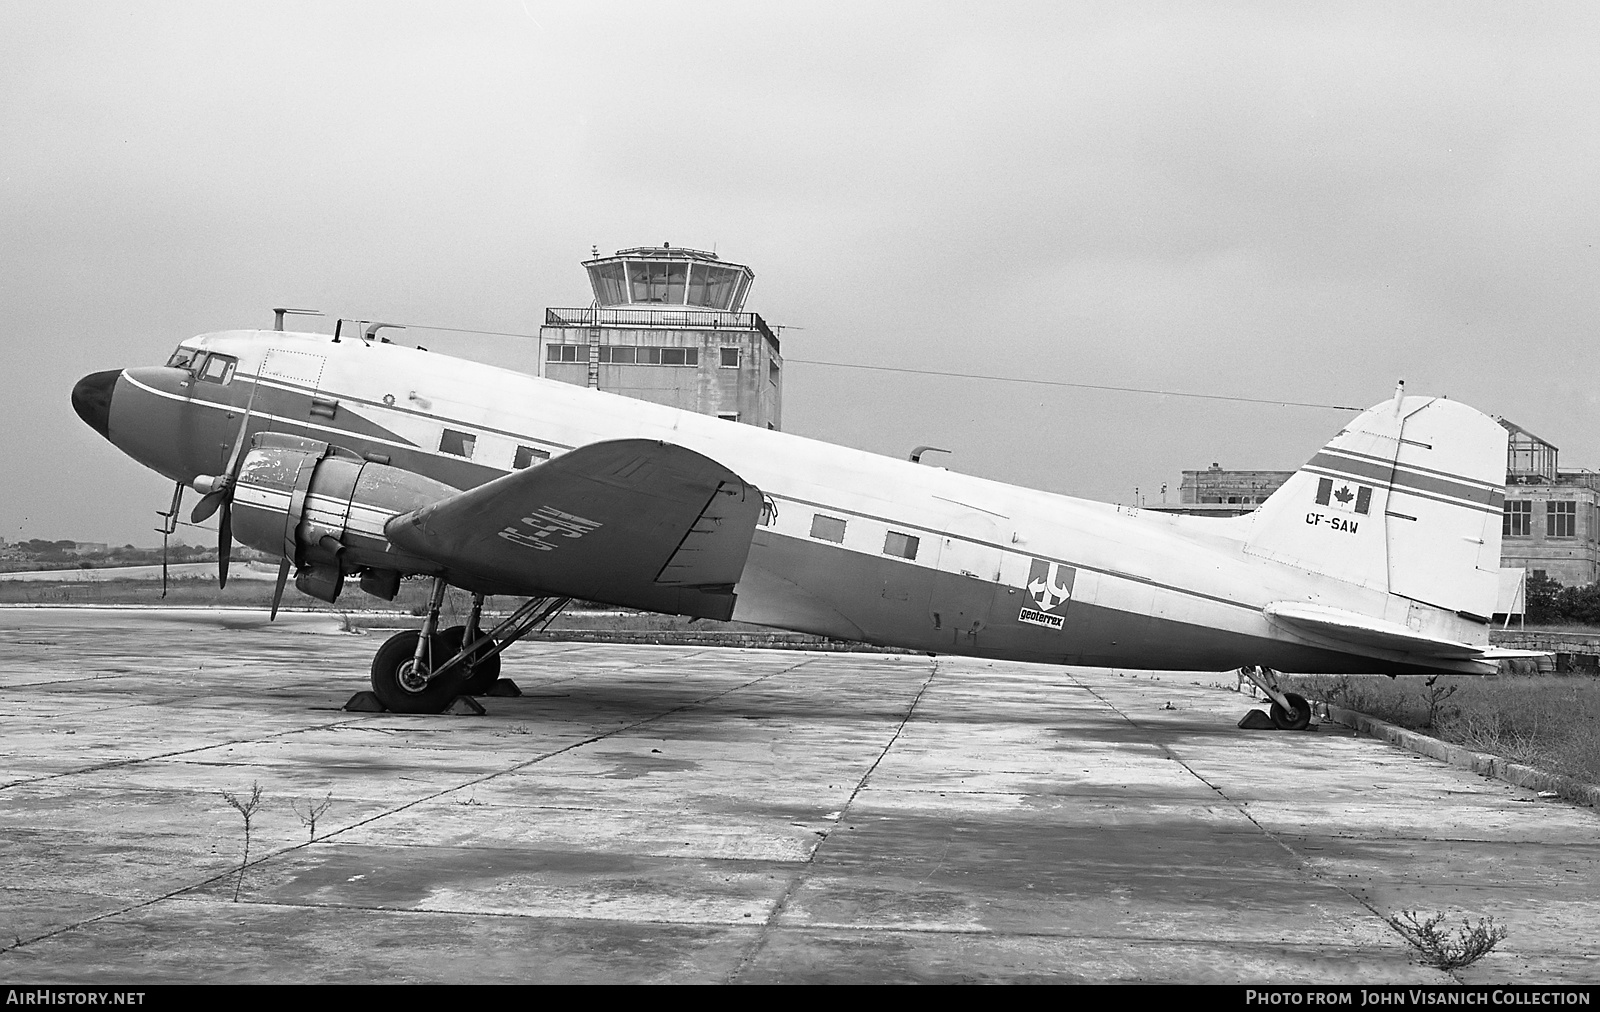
546;344;587;363
198;354;236;384
1503;500;1531;537
720;347;740;368
513;445;550;469
883;531;920;560
440;429;476;458
166;347;201;372
1547;500;1576;538
810;514;846;544
717;412;739;422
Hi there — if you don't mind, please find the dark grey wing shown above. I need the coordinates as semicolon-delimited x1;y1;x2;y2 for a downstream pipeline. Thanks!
385;439;761;620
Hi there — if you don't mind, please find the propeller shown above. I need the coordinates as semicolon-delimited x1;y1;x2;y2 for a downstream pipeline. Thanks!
191;381;261;589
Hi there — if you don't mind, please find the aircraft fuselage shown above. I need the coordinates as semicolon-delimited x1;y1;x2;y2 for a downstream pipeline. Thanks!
75;329;1492;675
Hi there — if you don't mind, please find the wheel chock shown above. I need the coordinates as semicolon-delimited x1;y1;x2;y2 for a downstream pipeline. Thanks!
445;695;487;715
485;679;522;697
1237;708;1278;729
344;691;388;712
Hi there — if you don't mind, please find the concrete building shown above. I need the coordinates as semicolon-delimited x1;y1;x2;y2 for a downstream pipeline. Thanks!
1175;464;1296;515
538;245;783;430
1156;419;1600;587
1498;420;1600;586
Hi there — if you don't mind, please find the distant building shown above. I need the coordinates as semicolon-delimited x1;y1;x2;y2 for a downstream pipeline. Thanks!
1497;420;1600;586
1154;419;1600;586
538;245;783;429
1173;464;1295;515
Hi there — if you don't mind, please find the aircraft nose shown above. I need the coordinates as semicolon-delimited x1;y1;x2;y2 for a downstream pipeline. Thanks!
71;369;121;439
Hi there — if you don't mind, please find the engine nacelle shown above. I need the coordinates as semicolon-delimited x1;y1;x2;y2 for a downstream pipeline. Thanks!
230;433;461;603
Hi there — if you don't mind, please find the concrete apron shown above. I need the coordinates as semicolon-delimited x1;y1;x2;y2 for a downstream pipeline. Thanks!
0;613;1594;983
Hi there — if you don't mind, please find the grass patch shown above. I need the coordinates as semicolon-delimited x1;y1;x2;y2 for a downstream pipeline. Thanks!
1285;672;1600;785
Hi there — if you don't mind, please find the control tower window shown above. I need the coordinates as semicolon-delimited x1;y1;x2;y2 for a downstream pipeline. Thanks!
705;266;741;310
688;263;712;306
628;261;687;304
591;262;627;305
663;262;686;303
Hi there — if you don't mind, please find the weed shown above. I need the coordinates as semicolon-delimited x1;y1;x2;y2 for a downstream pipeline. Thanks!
292;792;334;842
1387;910;1508;970
1421;676;1459;729
220;781;264;902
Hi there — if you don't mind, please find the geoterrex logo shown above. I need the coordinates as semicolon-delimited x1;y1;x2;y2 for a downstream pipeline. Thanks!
1019;559;1075;630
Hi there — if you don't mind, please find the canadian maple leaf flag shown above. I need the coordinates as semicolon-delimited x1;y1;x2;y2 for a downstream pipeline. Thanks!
1315;476;1372;515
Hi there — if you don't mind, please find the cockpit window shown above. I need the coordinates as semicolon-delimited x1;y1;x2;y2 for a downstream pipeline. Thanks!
198;353;236;384
167;347;200;371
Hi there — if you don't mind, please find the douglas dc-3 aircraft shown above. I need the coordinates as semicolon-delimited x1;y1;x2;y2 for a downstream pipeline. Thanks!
71;326;1531;721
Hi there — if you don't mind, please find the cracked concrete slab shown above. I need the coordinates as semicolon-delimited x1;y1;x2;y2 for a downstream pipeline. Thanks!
0;606;1594;983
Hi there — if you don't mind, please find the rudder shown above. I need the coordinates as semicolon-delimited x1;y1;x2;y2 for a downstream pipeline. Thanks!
1244;394;1506;619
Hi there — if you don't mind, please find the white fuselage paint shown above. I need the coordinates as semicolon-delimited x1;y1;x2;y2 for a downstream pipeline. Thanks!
146;331;1468;672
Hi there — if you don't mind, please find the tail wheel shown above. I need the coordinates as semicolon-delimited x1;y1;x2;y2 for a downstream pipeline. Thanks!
370;630;464;714
437;625;503;695
1270;691;1312;731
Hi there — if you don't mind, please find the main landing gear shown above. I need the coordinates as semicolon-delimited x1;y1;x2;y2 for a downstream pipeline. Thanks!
368;578;569;714
1238;665;1313;731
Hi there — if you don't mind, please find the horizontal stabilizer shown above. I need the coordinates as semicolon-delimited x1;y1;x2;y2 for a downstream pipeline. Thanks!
385;439;762;619
1263;601;1485;659
1478;647;1554;661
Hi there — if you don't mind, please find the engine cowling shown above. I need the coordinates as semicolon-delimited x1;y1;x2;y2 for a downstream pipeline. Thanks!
229;433;461;603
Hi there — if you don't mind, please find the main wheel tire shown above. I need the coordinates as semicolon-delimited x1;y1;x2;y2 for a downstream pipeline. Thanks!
437;625;503;695
370;630;464;714
1270;691;1312;731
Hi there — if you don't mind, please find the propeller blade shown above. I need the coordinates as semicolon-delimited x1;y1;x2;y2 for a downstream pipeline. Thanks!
269;556;290;620
191;489;226;524
223;380;261;477
218;504;233;589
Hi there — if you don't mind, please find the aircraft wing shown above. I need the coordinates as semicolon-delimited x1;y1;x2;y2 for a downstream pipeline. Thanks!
385;439;762;620
1262;601;1490;661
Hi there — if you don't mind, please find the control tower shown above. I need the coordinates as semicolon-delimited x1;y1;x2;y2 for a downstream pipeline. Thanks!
539;245;783;429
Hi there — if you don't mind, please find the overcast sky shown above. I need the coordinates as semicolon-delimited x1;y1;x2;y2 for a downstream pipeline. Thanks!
5;2;1598;546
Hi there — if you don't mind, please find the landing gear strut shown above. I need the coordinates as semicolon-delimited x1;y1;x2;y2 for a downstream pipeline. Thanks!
440;593;502;695
370;578;463;713
367;581;569;714
1239;665;1312;730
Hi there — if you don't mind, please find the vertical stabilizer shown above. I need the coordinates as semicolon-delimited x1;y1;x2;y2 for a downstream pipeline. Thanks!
1245;396;1506;618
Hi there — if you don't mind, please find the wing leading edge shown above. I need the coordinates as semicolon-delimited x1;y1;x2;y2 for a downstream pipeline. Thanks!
386;439;762;620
